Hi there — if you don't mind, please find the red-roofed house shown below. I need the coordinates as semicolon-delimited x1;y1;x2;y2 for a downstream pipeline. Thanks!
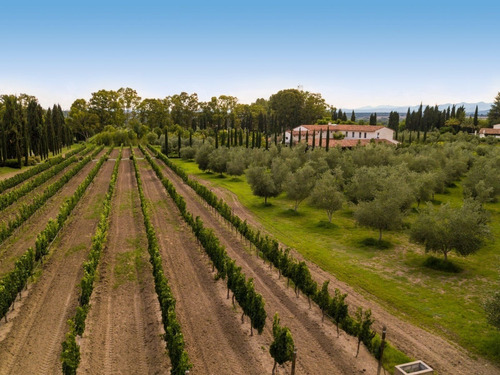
284;124;397;147
478;124;500;138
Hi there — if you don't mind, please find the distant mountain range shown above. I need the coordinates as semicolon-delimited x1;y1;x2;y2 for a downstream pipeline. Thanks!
347;102;492;115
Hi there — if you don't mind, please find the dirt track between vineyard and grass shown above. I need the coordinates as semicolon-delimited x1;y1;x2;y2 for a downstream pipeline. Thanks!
0;149;116;375
145;150;379;375
78;148;169;374
0;148;108;278
186;166;500;375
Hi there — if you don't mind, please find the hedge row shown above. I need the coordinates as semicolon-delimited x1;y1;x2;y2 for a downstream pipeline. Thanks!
140;145;267;336
131;147;191;375
0;146;103;246
0;145;91;211
0;147;111;322
147;145;399;364
61;146;122;374
0;144;87;194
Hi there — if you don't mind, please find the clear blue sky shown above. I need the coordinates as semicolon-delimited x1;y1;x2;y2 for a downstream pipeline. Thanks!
1;0;499;109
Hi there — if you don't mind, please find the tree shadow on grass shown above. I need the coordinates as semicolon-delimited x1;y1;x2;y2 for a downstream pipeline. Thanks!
422;256;462;273
315;220;339;230
279;208;305;217
229;177;242;182
358;237;393;250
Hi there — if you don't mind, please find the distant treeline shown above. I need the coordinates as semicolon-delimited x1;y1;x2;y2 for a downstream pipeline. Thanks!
0;95;72;168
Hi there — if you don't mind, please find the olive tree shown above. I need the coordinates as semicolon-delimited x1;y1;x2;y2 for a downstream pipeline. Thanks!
246;166;280;205
410;199;490;261
285;164;315;211
310;171;344;223
484;292;500;329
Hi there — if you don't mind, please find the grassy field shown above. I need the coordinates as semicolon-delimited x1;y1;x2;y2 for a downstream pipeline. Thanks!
172;157;500;364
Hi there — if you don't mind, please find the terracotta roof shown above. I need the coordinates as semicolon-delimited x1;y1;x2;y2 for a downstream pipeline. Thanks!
479;128;500;135
297;124;387;132
305;138;396;148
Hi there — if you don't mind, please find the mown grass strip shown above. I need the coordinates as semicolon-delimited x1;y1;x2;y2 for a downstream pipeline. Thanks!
0;145;90;211
141;146;267;337
60;146;122;374
0;146;102;246
0;147;112;322
0;144;86;194
131;147;191;375
146;145;411;373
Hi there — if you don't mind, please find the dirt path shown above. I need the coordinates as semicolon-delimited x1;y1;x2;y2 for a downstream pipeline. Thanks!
187;170;500;375
137;157;271;374
0;151;116;375
147;152;378;375
78;149;169;375
0;149;108;277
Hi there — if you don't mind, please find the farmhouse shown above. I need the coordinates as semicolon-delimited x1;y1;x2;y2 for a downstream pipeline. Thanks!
478;124;500;138
284;124;397;147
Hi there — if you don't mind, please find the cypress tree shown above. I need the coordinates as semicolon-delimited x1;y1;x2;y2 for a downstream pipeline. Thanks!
252;131;255;148
451;105;456;118
245;129;249;148
289;130;293;148
319;129;323;148
351;110;356;122
473;105;479;127
298;129;302;143
405;108;411;131
282;129;286;145
215;130;219;148
342;112;347;121
306;130;309;144
163;128;169;156
312;131;316;150
189;131;192;147
326;127;330;151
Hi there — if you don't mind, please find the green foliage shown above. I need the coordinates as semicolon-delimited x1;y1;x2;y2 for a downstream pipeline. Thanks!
246;165;279;205
310;171;344;222
411;199;490;260
61;320;80;375
284;165;315;211
353;307;376;357
270;313;295;368
488;92;500;126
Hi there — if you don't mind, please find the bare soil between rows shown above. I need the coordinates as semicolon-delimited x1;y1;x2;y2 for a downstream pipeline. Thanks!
188;167;500;375
0;148;108;278
138;157;272;374
0;149;117;375
79;148;169;374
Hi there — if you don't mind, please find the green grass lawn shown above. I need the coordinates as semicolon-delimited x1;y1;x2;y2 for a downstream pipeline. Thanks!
172;158;500;364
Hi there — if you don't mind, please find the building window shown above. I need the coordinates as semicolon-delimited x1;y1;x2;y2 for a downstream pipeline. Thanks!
359;132;361;138
364;132;367;138
376;132;379;138
352;132;355;137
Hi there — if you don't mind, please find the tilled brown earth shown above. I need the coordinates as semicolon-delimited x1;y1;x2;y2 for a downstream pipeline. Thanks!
188;168;500;375
146;151;378;375
78;149;169;375
138;158;271;374
0;148;108;277
0;151;116;375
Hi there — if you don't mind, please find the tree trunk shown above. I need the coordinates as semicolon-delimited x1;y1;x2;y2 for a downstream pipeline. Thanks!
272;361;277;375
232;293;235;306
443;251;448;261
264;196;268;205
308;295;311;309
251;324;253;336
328;211;333;223
322;310;324;322
241;312;245;324
227;286;230;299
356;338;361;357
336;322;340;337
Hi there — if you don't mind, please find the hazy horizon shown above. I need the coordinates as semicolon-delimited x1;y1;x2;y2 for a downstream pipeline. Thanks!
1;0;499;109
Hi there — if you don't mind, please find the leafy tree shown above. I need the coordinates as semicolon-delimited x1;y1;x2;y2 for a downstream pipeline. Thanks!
246;166;279;205
208;147;228;175
310;171;344;223
353;307;375;357
488;93;500;126
270;158;291;193
284;165;315;211
369;113;377;125
226;149;247;176
354;192;403;241
88;89;125;128
463;158;500;202
270;313;295;375
410;199;490;261
195;144;214;171
484;292;500;329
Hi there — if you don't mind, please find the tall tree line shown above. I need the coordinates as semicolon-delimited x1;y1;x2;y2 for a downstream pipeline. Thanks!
0;95;71;167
